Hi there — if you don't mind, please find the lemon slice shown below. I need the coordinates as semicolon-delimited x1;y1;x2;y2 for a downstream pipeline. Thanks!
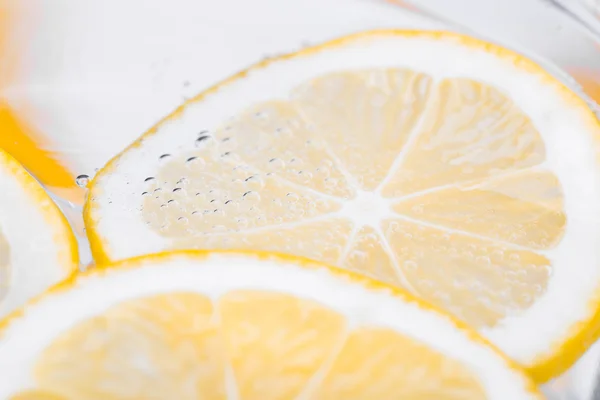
85;30;600;381
0;251;539;399
0;148;78;317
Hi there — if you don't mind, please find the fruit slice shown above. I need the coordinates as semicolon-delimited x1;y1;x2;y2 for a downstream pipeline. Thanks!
0;103;83;204
0;148;78;318
0;251;540;399
84;30;600;381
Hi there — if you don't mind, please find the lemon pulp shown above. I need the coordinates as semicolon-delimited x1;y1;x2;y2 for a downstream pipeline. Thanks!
137;70;563;329
31;291;485;399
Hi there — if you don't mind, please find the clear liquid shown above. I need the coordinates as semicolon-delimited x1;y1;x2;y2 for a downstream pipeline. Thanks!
3;0;600;398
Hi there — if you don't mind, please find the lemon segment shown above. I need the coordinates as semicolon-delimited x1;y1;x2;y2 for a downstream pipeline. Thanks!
0;252;540;399
0;148;78;318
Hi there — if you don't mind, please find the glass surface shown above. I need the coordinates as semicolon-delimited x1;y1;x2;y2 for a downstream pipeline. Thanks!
2;0;600;398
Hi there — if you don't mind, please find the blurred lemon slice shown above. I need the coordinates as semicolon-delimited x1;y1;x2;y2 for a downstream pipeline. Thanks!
85;30;600;381
0;251;539;399
0;147;78;318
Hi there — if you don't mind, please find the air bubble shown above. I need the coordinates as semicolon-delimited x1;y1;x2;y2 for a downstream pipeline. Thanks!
254;111;268;119
324;178;339;188
297;170;313;183
244;175;266;189
286;192;300;203
242;191;261;202
236;218;249;229
76;175;90;188
195;135;212;147
316;167;331;178
268;158;286;170
186;156;206;168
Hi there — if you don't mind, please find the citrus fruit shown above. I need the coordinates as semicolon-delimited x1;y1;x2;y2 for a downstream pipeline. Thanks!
84;30;600;381
0;103;84;204
0;147;78;318
0;251;540;399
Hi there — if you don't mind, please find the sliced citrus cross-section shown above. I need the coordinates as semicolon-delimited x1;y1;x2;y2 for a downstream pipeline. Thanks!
0;251;540;399
84;30;600;381
0;147;78;318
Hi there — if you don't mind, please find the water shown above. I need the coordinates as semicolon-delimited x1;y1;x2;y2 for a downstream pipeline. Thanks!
3;0;600;398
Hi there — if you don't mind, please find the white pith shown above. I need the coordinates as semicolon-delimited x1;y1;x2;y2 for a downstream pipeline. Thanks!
0;253;537;399
88;32;600;368
0;152;76;318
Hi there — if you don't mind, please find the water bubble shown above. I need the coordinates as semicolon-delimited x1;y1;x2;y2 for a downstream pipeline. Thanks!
254;111;268;119
286;192;300;203
186;156;206;168
274;127;292;137
195;135;212;147
154;188;163;193
244;175;265;189
297;170;313;183
268;158;286;170
75;175;90;188
141;192;150;197
177;217;189;225
159;154;172;163
242;191;261;202
324;178;339;188
173;188;182;193
144;177;156;182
